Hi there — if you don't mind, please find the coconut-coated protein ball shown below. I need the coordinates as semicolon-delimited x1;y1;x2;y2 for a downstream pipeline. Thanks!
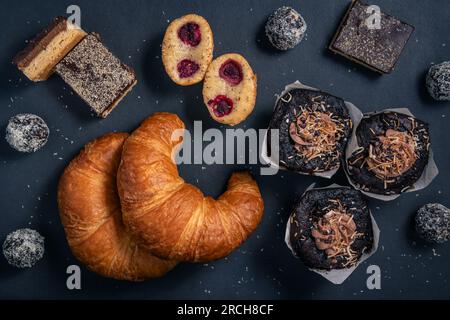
265;6;307;51
415;203;450;244
426;61;450;101
2;228;45;268
5;113;49;153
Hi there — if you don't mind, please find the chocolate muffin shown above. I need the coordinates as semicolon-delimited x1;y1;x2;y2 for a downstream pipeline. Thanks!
346;111;430;195
288;187;373;270
268;88;352;174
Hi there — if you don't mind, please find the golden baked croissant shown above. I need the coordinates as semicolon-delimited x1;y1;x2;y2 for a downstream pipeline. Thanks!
117;112;264;262
57;133;176;281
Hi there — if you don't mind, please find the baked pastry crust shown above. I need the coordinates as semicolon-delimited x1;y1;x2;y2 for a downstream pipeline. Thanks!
162;14;213;85
202;53;257;126
58;133;176;281
117;112;264;262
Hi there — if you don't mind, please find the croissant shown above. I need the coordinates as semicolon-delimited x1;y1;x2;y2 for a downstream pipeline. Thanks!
117;112;264;262
57;133;176;281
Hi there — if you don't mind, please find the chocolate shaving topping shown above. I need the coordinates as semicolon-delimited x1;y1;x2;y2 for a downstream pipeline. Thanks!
289;110;345;162
366;129;417;179
311;200;361;267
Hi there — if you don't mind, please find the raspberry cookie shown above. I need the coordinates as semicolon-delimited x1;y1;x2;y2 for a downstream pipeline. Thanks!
162;14;213;86
202;53;257;126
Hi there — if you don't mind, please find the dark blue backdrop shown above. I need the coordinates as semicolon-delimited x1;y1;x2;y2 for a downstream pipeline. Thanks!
0;0;449;299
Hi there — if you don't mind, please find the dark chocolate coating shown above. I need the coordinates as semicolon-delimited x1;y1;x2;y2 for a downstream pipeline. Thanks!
347;111;430;195
12;16;67;68
415;203;450;244
268;88;352;174
289;187;373;270
426;61;450;101
5;113;49;153
330;0;414;74
2;228;45;268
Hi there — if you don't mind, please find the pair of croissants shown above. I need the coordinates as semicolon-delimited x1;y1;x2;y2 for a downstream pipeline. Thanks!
57;112;264;281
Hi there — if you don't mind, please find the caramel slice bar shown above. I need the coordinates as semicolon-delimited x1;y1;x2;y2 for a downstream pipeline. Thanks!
329;0;414;74
13;17;86;81
55;33;137;118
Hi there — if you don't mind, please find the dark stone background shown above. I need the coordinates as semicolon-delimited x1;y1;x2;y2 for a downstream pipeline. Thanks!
0;0;449;299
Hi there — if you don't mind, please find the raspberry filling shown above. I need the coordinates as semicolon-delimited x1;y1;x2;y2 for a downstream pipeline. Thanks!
178;22;201;47
207;95;234;117
219;59;243;86
177;59;200;78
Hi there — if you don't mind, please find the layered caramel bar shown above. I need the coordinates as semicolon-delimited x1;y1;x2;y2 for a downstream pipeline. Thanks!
55;33;137;118
13;17;86;81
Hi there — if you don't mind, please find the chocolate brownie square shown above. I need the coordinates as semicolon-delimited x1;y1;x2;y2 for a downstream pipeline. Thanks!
330;0;414;74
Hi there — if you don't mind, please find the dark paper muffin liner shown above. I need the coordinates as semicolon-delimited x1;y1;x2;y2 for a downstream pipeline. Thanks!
261;81;363;179
344;108;438;201
284;183;380;284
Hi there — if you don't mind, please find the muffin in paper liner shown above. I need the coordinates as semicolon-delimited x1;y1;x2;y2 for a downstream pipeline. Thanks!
344;108;438;201
261;81;362;179
284;183;380;285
